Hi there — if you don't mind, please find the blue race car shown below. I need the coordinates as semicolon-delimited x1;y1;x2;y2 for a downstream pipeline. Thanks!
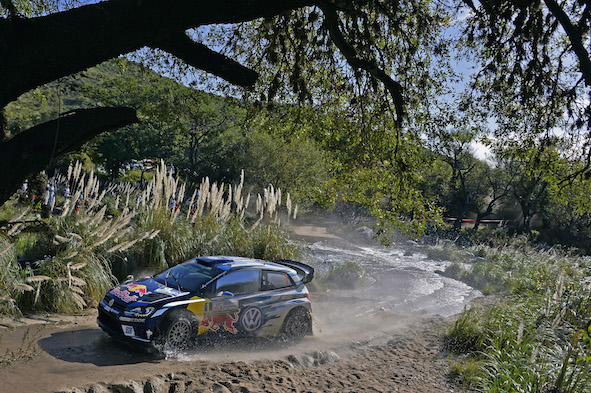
97;256;314;350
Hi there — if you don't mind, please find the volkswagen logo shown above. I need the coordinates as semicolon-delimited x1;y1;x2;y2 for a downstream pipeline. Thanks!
239;307;263;332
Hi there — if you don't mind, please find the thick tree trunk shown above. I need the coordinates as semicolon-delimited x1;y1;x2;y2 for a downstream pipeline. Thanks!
520;201;533;233
0;107;138;205
473;212;483;231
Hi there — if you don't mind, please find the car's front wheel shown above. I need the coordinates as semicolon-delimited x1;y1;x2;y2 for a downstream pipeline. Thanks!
281;307;311;342
158;310;196;351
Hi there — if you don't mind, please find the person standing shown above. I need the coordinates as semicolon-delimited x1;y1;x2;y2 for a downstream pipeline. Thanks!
47;182;55;206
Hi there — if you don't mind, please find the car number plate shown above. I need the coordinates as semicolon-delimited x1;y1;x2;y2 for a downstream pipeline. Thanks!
122;324;135;337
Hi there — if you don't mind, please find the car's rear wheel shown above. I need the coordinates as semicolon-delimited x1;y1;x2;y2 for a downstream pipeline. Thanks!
281;307;311;342
158;310;196;351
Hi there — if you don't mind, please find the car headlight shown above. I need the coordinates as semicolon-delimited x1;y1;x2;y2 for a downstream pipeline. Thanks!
124;306;155;317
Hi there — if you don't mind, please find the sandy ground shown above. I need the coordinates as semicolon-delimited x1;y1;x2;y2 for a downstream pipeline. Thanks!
0;224;462;393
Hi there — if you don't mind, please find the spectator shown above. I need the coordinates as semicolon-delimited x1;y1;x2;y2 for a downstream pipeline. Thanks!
47;182;55;206
21;179;28;197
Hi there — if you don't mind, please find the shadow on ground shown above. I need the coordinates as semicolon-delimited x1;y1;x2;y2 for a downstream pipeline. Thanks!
37;327;301;366
37;328;158;366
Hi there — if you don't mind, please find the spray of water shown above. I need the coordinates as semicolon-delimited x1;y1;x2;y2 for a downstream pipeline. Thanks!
165;221;480;363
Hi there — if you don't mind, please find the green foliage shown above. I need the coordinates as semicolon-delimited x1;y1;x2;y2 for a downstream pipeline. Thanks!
248;223;298;261
0;236;23;315
444;242;591;392
539;180;591;253
241;124;331;207
321;260;368;290
6;42;591;252
444;306;487;354
424;244;462;262
0;199;21;222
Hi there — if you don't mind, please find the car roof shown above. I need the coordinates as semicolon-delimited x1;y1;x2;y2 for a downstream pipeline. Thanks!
194;255;293;273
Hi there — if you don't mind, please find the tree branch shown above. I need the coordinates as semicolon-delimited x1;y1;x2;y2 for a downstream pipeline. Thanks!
153;31;258;87
543;0;591;86
0;107;138;204
0;0;319;108
319;1;405;128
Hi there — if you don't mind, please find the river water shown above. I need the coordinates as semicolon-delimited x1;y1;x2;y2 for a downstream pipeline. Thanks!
302;238;482;318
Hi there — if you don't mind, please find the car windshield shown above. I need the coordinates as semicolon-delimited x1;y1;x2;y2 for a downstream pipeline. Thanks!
154;261;223;292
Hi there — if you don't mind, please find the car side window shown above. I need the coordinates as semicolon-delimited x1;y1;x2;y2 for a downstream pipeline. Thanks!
214;270;260;295
262;271;294;291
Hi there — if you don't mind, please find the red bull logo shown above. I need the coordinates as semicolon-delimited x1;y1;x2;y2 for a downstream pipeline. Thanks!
126;284;147;297
199;312;239;334
110;287;138;303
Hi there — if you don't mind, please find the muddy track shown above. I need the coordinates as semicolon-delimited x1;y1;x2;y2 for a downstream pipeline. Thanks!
1;226;470;393
0;294;459;393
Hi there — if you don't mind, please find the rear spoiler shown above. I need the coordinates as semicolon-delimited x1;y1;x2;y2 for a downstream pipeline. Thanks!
275;260;315;284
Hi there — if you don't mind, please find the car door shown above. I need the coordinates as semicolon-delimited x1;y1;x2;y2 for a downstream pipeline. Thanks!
199;269;261;335
258;270;301;331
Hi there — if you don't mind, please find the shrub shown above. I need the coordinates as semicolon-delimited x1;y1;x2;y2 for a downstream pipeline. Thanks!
445;242;591;392
321;260;368;289
0;160;301;314
444;306;486;354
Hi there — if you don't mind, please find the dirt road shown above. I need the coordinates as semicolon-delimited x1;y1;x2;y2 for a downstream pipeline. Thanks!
0;293;459;393
0;224;464;392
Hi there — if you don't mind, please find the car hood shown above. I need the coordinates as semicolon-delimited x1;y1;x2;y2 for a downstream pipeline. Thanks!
107;277;189;306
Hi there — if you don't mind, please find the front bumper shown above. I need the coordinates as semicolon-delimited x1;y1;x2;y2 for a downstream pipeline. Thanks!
97;304;158;346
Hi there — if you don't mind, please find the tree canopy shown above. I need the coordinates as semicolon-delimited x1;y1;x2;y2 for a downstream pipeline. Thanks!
1;0;590;233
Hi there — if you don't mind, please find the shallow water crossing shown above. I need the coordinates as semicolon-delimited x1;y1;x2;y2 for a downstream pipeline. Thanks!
303;239;482;318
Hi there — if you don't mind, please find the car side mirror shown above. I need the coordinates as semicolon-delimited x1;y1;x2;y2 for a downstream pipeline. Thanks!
217;291;234;298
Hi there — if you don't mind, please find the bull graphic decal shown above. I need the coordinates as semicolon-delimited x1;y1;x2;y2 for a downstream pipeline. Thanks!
199;312;239;334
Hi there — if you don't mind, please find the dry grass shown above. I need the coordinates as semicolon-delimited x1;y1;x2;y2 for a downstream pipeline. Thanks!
1;160;299;315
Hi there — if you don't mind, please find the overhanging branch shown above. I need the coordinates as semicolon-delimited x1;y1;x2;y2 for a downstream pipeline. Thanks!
543;0;591;86
0;107;138;204
319;1;405;128
153;32;258;87
0;0;320;108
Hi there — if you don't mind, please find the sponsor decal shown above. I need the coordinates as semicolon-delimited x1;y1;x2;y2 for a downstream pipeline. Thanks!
239;306;263;332
126;284;148;297
119;316;146;323
199;312;239;334
210;299;238;313
110;287;138;303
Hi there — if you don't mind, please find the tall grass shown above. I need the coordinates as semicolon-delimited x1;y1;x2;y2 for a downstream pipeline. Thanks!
444;241;591;392
0;236;28;315
1;160;299;315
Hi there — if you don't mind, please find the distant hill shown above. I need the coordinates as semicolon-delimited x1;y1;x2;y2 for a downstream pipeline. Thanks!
4;59;240;137
4;59;248;183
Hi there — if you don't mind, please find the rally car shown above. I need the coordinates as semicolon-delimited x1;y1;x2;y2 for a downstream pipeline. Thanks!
97;256;314;350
